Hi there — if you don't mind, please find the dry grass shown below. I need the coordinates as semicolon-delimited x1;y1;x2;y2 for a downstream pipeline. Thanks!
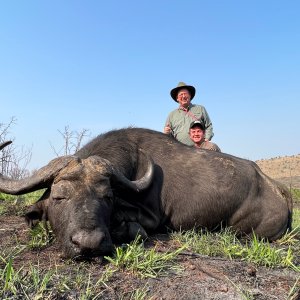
256;154;300;188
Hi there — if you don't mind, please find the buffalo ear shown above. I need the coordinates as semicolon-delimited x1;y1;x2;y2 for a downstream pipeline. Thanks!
24;189;50;228
25;204;45;228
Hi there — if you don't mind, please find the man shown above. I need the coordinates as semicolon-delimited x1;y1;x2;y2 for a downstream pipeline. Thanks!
189;120;221;152
164;82;214;146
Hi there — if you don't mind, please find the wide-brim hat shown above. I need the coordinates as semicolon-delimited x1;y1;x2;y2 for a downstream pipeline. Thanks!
170;82;196;102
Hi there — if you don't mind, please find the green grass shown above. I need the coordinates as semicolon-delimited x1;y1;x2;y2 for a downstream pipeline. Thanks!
0;257;115;299
0;190;44;216
0;188;299;298
105;235;185;278
172;228;300;271
293;208;300;229
0;190;43;204
291;187;300;235
291;188;300;202
28;222;54;250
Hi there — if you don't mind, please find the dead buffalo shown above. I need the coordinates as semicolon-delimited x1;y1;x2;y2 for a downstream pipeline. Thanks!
0;128;292;258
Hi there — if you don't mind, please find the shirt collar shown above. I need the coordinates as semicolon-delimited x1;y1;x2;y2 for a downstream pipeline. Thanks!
179;105;190;112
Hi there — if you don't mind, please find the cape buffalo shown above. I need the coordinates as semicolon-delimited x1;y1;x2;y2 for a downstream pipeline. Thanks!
0;128;292;258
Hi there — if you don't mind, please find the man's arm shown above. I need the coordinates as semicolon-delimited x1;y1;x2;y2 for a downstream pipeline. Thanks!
202;107;214;141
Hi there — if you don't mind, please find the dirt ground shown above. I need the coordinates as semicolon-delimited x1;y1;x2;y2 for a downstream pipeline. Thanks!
1;213;299;300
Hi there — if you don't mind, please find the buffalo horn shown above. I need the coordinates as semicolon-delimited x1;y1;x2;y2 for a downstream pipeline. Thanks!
0;156;77;195
111;149;154;192
0;141;12;151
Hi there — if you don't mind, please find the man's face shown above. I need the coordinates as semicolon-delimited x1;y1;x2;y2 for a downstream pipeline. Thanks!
177;88;191;108
189;126;205;143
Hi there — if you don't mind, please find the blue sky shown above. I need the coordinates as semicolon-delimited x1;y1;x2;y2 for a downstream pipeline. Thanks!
1;1;299;170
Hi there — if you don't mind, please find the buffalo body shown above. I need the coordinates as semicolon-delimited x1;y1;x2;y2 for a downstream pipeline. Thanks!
0;128;292;258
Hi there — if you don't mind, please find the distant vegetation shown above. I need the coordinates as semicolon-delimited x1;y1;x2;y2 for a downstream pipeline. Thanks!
256;154;300;180
0;117;32;179
1;117;90;178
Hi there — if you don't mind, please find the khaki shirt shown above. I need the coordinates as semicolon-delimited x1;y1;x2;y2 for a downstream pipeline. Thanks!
165;104;214;146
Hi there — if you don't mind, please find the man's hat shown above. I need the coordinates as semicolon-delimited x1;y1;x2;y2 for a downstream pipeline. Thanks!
190;120;205;130
170;82;196;102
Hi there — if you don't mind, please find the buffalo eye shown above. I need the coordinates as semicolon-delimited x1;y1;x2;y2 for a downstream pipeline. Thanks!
52;195;66;201
52;192;66;201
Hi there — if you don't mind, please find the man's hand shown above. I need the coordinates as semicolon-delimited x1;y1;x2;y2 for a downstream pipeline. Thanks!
164;124;171;134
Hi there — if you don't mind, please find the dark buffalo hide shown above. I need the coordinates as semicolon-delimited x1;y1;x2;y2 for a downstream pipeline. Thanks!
0;128;293;258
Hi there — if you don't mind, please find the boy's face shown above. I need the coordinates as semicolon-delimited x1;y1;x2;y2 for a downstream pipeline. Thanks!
189;126;205;143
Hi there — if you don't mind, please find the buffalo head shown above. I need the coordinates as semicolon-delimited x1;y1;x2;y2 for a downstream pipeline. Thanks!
0;151;154;259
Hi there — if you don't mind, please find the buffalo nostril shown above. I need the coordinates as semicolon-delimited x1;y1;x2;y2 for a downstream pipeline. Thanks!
71;234;82;247
71;230;106;250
